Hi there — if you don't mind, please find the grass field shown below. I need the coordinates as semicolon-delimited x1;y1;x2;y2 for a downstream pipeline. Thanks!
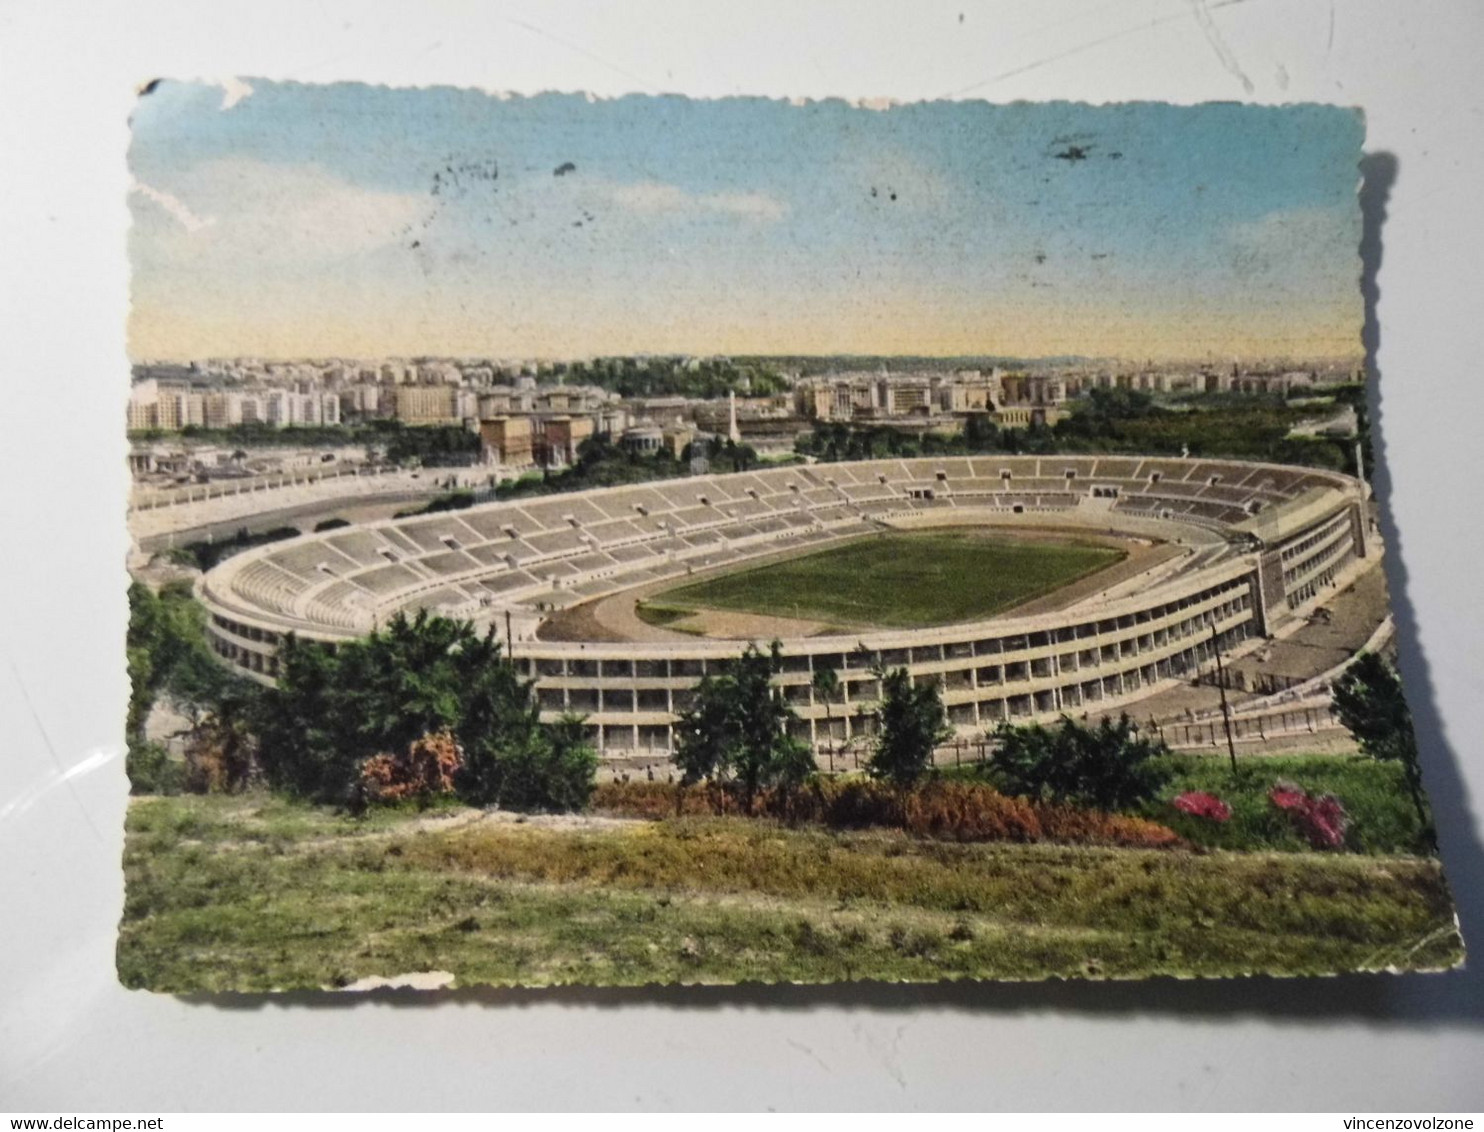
1149;754;1434;855
118;793;1462;992
639;531;1125;630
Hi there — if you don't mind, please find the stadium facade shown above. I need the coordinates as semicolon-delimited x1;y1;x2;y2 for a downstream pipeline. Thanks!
196;456;1373;757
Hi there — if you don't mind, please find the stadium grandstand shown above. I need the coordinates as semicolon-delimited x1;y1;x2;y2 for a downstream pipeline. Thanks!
128;466;457;548
196;455;1376;759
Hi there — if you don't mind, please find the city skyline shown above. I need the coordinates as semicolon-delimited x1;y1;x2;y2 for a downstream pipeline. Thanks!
129;85;1364;363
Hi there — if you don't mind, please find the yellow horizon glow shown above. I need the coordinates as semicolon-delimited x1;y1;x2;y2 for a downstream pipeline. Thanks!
128;297;1362;364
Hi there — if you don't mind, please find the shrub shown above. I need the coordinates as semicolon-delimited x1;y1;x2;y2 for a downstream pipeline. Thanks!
180;707;258;794
126;740;183;795
900;782;1042;842
593;780;686;819
359;730;462;803
596;779;748;819
393;491;475;518
1033;805;1183;850
256;612;600;809
477;719;598;812
1270;781;1349;849
179;526;300;571
591;777;1182;849
183;738;239;795
990;714;1173;812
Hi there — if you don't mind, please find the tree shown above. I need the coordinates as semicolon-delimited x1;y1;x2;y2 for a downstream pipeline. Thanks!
1332;652;1433;848
963;413;1000;451
990;713;1172;812
450;629;547;806
329;610;475;759
538;713;602;811
254;631;349;798
126;581;166;747
810;665;842;772
672;641;812;811
127;580;261;793
467;713;598;812
672;673;739;791
865;667;949;789
127;580;220;740
257;611;597;809
182;687;258;793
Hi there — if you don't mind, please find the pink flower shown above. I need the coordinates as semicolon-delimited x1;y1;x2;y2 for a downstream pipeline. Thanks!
1269;781;1349;849
1304;794;1349;849
1269;782;1308;811
1173;790;1232;822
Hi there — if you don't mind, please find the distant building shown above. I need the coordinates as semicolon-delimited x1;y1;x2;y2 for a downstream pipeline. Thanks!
127;379;167;430
394;385;459;424
170;390;206;429
878;379;933;415
993;404;1063;429
340;382;382;417
943;369;1002;413
478;416;535;469
455;388;480;421
622;423;665;454
478;389;515;417
264;390;292;427
203;391;235;429
662;425;694;459
793;384;836;420
239;395;264;425
595;407;629;437
536;415;595;468
793;369;1003;424
999;373;1066;408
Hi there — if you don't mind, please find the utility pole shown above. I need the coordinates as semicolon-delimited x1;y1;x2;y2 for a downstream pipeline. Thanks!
1211;622;1238;774
504;609;514;660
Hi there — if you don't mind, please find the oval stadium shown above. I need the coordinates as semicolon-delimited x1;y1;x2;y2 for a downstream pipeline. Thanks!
197;454;1379;766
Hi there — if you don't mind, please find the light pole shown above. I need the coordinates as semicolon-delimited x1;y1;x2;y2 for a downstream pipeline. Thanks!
1210;622;1238;774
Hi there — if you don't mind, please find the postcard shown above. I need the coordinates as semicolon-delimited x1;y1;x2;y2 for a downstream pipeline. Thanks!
121;83;1461;991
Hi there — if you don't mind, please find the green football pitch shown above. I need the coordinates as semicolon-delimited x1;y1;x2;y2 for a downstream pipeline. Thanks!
642;530;1125;630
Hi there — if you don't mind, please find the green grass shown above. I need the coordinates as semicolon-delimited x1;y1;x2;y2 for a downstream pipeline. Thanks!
1146;754;1433;855
118;794;1461;992
632;603;707;635
943;753;1434;856
633;603;691;627
644;531;1124;629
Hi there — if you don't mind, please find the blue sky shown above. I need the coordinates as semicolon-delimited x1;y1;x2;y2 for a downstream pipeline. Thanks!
128;82;1364;361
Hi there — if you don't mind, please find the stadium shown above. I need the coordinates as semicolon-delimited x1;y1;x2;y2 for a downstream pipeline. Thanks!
196;454;1376;762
